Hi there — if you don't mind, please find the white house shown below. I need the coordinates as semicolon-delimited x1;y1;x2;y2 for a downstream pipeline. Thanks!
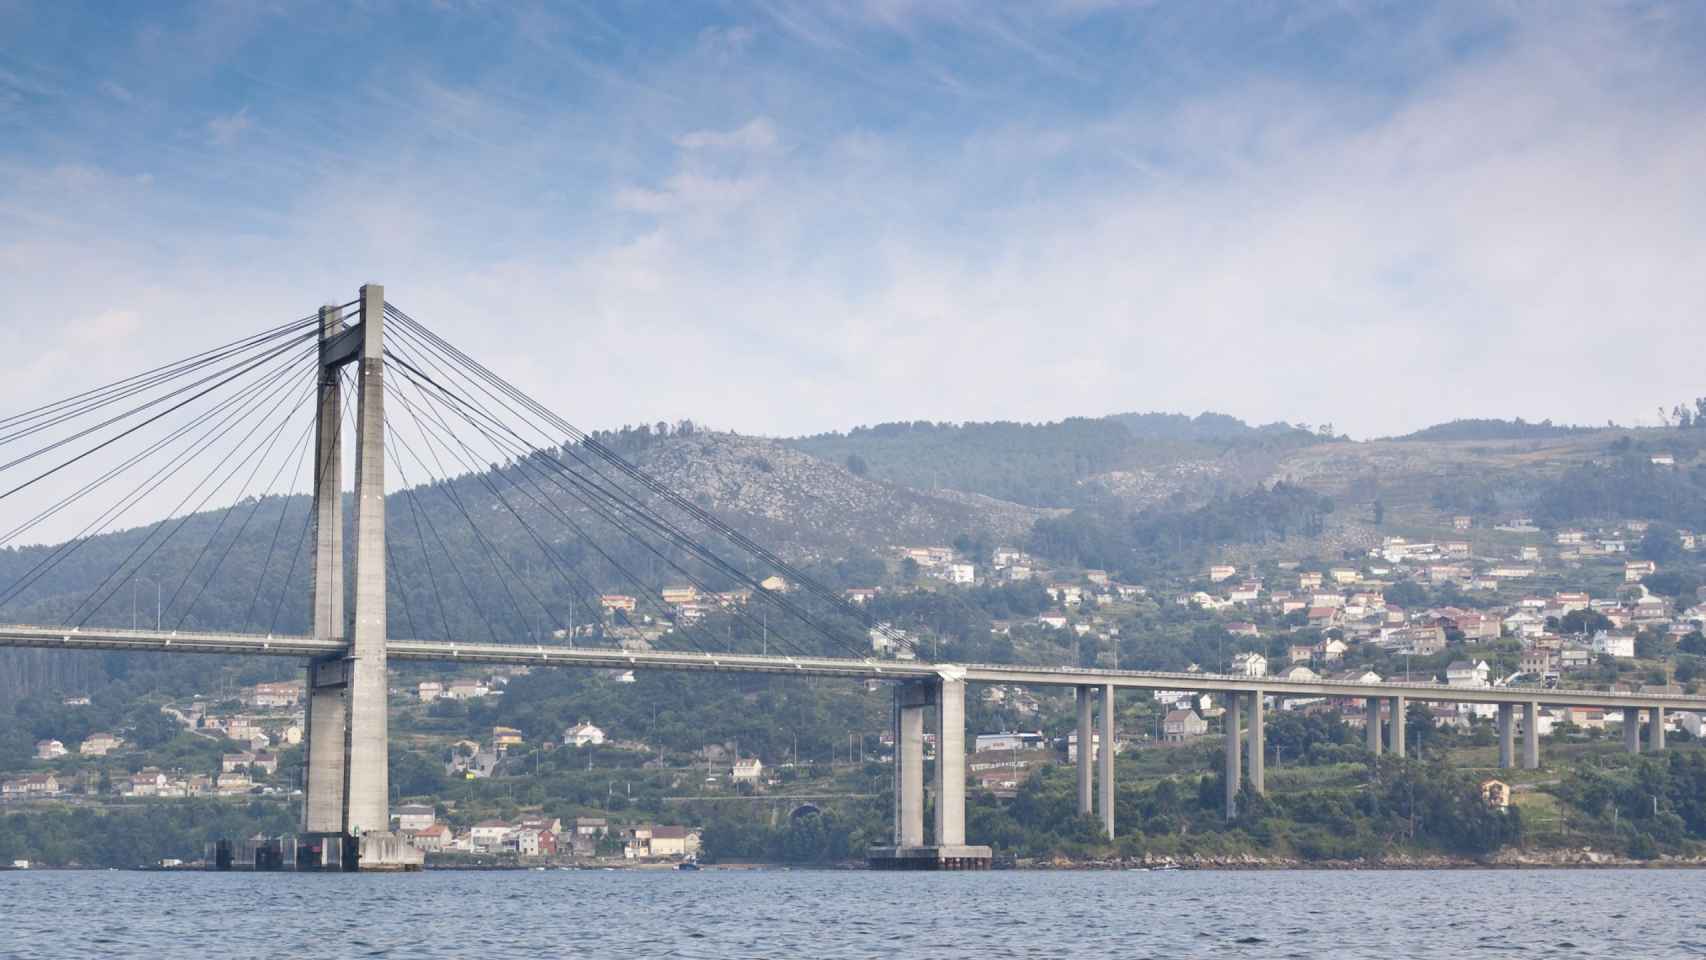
731;758;764;784
1592;631;1636;659
34;739;66;760
1230;651;1268;678
946;562;975;585
563;722;607;748
394;804;436;832
1445;660;1491;688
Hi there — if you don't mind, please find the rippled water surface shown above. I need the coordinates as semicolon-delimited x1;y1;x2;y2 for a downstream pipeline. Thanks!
4;868;1704;959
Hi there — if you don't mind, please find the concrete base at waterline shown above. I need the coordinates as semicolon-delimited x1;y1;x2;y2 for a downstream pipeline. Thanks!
867;845;993;871
358;831;425;871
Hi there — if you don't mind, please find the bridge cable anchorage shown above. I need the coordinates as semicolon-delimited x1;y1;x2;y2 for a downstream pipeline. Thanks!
0;340;318;616
386;304;921;660
383;345;779;659
382;325;865;662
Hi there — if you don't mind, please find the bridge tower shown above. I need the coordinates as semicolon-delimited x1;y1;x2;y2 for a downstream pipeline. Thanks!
299;284;420;871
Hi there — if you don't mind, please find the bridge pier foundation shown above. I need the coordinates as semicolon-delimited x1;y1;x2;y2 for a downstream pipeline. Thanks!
1649;707;1666;752
1497;704;1514;768
1625;707;1642;754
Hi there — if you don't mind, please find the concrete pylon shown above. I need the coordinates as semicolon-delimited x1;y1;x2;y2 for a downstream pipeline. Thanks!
894;682;926;847
1246;690;1264;794
1625;706;1642;754
1098;684;1114;840
303;304;348;838
933;677;966;847
343;284;390;837
1365;697;1382;756
1522;702;1540;769
1224;693;1241;817
1649;706;1666;752
1497;703;1514;768
1076;685;1093;816
1390;696;1406;758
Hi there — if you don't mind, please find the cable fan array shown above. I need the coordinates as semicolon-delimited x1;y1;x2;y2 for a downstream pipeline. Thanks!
0;299;920;662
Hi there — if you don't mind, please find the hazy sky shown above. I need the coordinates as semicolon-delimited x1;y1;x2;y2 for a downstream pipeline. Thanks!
3;1;1705;441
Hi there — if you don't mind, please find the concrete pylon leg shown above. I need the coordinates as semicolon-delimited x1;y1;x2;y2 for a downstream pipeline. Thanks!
1390;696;1406;759
1246;691;1264;795
1366;697;1382;756
895;685;925;847
1076;685;1093;816
1497;704;1514;769
303;303;347;837
1099;684;1115;840
933;678;966;847
343;284;390;837
1625;707;1642;754
1522;702;1540;769
1649;707;1666;752
1224;693;1241;817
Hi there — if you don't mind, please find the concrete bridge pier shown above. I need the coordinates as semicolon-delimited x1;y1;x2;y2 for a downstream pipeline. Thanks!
1389;696;1406;758
1076;685;1094;817
1497;704;1514;768
1625;707;1642;754
1365;697;1383;756
1245;690;1264;795
870;674;990;870
1099;685;1115;840
1649;707;1666;752
1522;702;1540;769
1224;693;1241;817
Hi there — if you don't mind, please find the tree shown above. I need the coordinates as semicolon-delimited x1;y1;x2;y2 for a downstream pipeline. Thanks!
1639;524;1683;564
844;454;868;477
1372;500;1385;526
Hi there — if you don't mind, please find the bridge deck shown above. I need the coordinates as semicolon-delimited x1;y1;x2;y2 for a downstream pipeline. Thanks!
2;623;1701;711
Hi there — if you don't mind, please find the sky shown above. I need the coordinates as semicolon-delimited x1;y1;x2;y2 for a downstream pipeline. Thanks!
3;0;1705;443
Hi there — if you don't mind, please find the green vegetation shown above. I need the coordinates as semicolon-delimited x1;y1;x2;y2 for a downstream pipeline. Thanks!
1392;418;1597;442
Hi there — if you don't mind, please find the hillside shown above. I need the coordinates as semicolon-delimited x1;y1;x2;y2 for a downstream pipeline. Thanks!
784;412;1322;510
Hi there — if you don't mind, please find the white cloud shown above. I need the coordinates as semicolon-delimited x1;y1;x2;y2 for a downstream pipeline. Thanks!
205;106;251;146
675;117;780;153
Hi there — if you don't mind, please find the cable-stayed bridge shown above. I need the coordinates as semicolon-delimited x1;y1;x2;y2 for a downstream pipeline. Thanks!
3;284;1704;870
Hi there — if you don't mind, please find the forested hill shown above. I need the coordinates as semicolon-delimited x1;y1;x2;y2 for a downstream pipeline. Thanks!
784;413;1322;508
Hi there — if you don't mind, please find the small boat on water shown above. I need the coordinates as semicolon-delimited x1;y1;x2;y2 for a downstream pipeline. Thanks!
676;859;701;872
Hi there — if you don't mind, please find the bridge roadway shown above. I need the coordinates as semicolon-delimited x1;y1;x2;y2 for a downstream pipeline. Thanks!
3;622;1704;711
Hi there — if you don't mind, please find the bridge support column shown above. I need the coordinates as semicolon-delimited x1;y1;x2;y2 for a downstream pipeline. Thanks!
1099;684;1115;840
1076;685;1094;817
1522;702;1540;769
1246;690;1264;795
302;304;348;842
1625;707;1642;754
1389;696;1406;759
934;677;966;848
1497;704;1514;769
870;677;989;870
894;682;927;847
1224;692;1241;817
344;284;391;843
1649;707;1666;752
1365;697;1382;756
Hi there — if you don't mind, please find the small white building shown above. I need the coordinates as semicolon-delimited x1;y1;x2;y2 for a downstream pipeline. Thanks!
563;722;607;748
1230;651;1268;678
34;739;66;760
731;758;764;784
